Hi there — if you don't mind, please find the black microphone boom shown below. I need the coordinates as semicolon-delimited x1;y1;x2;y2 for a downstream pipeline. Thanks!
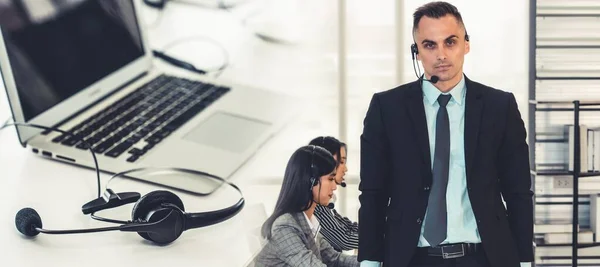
17;207;123;236
422;75;439;84
16;207;181;244
409;47;440;84
37;226;121;235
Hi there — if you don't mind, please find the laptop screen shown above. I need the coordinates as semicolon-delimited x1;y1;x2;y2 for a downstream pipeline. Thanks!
0;0;144;121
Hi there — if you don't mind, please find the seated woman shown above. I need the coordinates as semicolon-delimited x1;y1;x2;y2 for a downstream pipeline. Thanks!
253;145;359;267
309;136;359;252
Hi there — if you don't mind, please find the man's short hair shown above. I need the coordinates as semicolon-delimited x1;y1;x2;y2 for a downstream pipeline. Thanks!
412;1;467;38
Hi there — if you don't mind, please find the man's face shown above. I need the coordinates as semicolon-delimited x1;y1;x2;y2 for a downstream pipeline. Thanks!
414;15;470;83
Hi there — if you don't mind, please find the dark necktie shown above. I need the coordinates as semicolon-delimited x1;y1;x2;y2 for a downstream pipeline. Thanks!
423;94;452;246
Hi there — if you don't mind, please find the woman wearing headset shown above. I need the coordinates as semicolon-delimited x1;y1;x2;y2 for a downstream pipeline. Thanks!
253;145;359;267
309;136;359;252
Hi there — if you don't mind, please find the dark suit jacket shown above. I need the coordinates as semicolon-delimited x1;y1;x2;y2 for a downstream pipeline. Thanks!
357;76;534;267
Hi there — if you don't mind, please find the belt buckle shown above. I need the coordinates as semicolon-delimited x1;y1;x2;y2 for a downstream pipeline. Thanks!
441;244;465;259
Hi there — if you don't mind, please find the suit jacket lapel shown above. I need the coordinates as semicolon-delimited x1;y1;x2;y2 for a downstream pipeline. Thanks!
292;212;321;260
406;81;432;168
464;76;484;181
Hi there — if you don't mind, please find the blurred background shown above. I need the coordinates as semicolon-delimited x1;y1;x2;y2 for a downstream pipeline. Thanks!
0;0;532;233
2;0;600;265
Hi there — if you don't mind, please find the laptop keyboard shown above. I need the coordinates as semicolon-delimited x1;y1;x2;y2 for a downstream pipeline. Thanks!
51;75;230;162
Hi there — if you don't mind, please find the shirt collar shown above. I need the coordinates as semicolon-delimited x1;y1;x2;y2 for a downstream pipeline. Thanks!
422;74;466;106
303;211;320;236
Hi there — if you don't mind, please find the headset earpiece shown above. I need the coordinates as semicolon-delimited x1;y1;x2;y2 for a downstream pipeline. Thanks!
309;145;319;189
411;43;418;60
132;191;185;242
142;207;185;244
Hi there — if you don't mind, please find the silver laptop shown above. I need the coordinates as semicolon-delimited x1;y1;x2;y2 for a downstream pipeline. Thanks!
0;0;298;194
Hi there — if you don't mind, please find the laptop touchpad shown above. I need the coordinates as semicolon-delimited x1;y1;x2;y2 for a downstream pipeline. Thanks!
183;112;271;153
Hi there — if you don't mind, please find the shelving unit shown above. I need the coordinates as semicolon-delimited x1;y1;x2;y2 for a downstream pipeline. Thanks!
530;1;600;266
530;101;600;266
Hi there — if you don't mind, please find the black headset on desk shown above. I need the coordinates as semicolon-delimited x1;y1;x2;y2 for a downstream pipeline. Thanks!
2;121;245;245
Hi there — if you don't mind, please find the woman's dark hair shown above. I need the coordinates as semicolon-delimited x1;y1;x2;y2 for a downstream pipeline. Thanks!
261;145;336;239
308;136;347;165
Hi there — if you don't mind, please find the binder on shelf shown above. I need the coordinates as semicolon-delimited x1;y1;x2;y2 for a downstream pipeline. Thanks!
594;129;600;172
568;124;589;172
535;223;579;234
544;231;595;244
588;129;594;172
591;194;600;237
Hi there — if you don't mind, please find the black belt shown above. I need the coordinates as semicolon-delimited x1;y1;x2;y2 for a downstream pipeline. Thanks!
415;243;482;259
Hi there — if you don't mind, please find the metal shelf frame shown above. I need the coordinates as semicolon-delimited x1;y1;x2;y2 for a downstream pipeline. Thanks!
530;1;600;265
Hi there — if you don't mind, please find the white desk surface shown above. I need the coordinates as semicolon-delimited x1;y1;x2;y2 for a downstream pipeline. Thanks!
0;1;361;266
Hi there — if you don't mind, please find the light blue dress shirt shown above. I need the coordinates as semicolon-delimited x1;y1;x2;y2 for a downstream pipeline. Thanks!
360;75;531;267
418;74;480;247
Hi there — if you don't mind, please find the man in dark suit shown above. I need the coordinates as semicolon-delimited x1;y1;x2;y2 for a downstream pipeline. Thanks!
357;2;534;267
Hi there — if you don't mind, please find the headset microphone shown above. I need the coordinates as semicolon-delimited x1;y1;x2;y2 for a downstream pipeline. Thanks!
327;203;335;209
427;75;440;84
411;43;440;84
